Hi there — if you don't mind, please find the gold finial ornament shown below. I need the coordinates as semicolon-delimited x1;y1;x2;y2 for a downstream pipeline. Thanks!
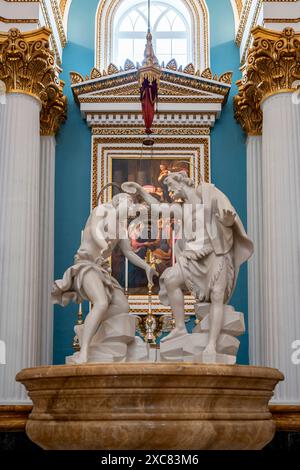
138;0;161;87
138;30;161;87
0;28;67;135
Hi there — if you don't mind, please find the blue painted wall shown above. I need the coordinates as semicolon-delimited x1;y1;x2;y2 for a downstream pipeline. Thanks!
54;0;99;364
207;0;248;363
54;0;248;364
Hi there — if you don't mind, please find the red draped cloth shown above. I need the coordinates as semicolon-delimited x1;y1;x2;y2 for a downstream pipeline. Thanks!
140;78;158;134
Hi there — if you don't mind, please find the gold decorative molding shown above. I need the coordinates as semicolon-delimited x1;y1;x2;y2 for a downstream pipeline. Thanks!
59;0;68;17
92;127;211;136
0;28;67;135
235;26;300;134
71;63;233;88
50;0;67;48
236;0;253;47
264;18;300;24
234;79;263;136
70;65;232;108
235;0;243;16
0;17;38;24
92;138;210;209
40;80;67;136
240;0;263;65
40;0;62;66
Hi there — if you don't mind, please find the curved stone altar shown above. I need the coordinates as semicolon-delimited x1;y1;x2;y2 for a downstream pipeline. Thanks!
16;363;283;450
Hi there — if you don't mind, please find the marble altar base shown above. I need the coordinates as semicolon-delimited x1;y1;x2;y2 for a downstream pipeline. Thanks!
16;363;283;450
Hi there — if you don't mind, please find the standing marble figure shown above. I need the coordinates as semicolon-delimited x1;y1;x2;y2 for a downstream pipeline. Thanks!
52;193;157;364
122;172;253;362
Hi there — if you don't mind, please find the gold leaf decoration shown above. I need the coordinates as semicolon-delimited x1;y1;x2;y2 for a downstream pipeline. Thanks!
124;59;135;71
90;67;102;79
245;27;300;100
219;72;233;84
183;63;195;75
40;80;67;136
70;71;84;85
107;63;119;75
234;78;262;136
166;59;178;71
201;68;212;79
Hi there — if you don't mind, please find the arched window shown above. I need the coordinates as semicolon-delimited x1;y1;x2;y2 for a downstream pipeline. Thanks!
114;0;192;67
96;0;210;72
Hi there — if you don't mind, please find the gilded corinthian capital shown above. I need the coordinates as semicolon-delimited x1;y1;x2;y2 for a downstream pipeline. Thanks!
40;80;67;136
235;26;300;135
0;27;67;135
246;26;300;103
234;78;262;136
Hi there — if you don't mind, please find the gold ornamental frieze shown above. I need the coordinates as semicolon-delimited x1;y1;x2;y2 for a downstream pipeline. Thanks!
70;62;233;104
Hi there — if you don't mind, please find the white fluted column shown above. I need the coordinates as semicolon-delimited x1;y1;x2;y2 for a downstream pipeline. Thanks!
261;91;300;403
38;136;56;365
246;135;263;366
0;93;41;403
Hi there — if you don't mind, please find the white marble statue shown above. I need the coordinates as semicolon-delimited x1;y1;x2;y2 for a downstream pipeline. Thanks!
122;172;253;364
52;193;157;364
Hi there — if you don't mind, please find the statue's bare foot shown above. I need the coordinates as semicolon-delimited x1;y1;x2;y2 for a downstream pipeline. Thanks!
203;343;217;355
72;351;88;364
160;326;188;343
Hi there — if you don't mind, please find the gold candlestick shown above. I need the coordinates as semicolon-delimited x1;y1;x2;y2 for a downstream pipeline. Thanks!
72;303;84;351
144;248;157;344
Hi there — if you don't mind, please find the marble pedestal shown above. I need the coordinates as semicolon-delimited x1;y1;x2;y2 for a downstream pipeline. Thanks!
16;363;283;450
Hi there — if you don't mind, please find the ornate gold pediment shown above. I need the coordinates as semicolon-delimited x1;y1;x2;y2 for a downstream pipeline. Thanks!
70;62;232;105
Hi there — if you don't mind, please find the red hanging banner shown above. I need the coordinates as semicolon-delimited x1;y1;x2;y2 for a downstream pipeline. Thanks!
140;77;158;135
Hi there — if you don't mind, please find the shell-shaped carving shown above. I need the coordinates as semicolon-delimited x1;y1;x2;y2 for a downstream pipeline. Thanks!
183;63;195;75
201;68;213;79
124;59;135;71
166;59;178;71
219;71;233;84
70;71;84;85
90;67;102;79
107;63;119;75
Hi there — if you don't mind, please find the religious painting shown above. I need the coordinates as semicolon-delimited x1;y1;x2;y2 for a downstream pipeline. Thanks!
111;157;190;295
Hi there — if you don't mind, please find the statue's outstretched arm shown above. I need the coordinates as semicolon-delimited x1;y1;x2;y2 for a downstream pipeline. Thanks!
119;238;158;285
122;182;158;206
